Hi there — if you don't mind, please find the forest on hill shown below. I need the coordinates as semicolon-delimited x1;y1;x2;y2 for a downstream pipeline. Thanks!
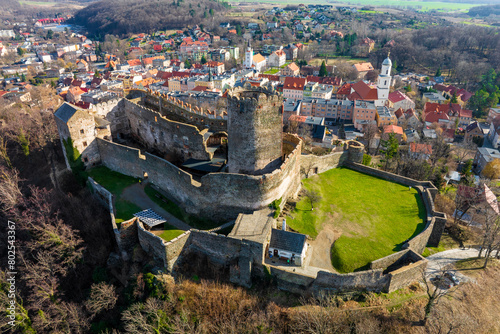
71;0;230;37
468;4;500;17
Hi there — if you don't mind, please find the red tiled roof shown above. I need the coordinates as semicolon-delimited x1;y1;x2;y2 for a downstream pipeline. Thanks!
349;81;378;100
410;142;432;155
283;77;307;90
389;90;409;103
336;83;352;96
425;110;450;123
127;59;142;67
384;125;403;135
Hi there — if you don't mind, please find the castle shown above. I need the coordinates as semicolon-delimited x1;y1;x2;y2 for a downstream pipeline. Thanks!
54;86;446;295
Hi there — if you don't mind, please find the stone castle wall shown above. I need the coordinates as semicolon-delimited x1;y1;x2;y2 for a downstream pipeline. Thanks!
143;94;228;133
122;99;211;161
96;132;302;220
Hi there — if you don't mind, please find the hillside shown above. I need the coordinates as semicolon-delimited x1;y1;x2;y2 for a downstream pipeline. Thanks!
468;4;500;16
72;0;230;37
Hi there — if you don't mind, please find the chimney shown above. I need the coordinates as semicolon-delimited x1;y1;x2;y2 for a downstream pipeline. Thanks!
282;219;286;231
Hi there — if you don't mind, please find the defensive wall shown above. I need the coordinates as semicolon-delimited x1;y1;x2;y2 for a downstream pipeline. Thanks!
121;99;212;161
143;92;228;133
96;132;303;220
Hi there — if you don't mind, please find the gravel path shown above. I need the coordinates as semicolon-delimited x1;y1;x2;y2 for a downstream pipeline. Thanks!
121;182;192;231
425;248;480;283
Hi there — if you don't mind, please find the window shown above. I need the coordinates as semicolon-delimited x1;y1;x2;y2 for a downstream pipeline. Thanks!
80;129;84;134
83;156;88;163
83;141;88;147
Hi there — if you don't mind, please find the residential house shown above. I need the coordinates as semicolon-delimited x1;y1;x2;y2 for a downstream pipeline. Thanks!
434;84;473;107
376;106;396;128
409;143;432;160
464;121;484;143
352;62;374;79
424;102;472;128
388;90;415;110
252;53;267;72
383;125;405;142
357;37;375;56
268;228;307;266
281;62;300;76
395;108;420;129
488;107;500;123
474;147;500;174
283;77;307;100
422;92;447;104
288;115;326;142
66;86;86;103
488;116;500;149
268;49;286;67
204;61;225;75
353;100;376;131
76;59;89;72
348;80;378;101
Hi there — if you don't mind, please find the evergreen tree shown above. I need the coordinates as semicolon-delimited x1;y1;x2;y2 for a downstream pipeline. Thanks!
201;55;207;64
46;29;54;39
381;133;399;170
184;59;191;69
319;60;328;77
451;92;458;103
435;67;441;77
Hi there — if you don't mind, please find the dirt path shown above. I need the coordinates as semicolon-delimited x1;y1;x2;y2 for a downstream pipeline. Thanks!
307;225;338;272
425;248;480;283
121;182;191;231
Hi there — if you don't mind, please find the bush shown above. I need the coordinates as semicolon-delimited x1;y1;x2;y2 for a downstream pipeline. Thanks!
362;154;371;166
270;198;282;218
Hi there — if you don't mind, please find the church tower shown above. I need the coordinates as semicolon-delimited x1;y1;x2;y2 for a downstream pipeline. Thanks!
377;53;392;102
244;39;253;69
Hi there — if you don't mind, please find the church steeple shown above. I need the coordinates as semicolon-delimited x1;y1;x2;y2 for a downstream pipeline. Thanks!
377;53;392;103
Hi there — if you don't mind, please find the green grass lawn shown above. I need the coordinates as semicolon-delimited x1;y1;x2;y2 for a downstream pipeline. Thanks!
144;184;220;230
287;167;426;273
158;223;185;241
87;166;141;226
264;68;280;75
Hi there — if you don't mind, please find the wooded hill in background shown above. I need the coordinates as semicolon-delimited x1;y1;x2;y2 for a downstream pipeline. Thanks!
71;0;230;37
468;4;500;17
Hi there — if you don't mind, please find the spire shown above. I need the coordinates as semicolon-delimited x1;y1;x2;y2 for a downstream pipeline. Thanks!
387;51;390;58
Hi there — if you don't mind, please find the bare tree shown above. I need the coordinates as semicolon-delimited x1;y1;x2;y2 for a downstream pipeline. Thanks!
454;140;477;164
478;205;500;268
421;268;457;326
86;282;118;317
0;167;22;210
303;188;321;211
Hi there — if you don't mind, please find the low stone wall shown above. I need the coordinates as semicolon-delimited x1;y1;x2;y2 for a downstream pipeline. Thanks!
370;249;411;270
137;219;169;267
387;251;427;293
300;151;347;176
312;269;390;294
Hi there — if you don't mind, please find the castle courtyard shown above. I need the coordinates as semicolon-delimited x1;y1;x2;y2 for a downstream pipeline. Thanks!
285;167;427;273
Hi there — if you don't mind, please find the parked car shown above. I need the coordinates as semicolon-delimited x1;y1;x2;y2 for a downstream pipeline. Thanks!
444;272;460;286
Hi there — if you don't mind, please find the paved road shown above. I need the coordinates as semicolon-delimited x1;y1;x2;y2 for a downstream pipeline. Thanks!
121;182;192;231
425;248;480;283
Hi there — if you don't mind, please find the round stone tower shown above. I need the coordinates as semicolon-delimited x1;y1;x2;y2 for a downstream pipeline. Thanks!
227;87;283;175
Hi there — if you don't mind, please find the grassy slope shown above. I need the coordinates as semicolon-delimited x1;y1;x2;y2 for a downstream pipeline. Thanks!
287;167;426;273
87;166;141;225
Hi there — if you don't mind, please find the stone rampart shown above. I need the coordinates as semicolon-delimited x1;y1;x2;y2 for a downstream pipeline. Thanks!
143;94;228;133
96;132;301;220
137;219;169;267
312;269;390;294
370;249;411;270
387;252;427;293
300;151;347;176
122;99;211;161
